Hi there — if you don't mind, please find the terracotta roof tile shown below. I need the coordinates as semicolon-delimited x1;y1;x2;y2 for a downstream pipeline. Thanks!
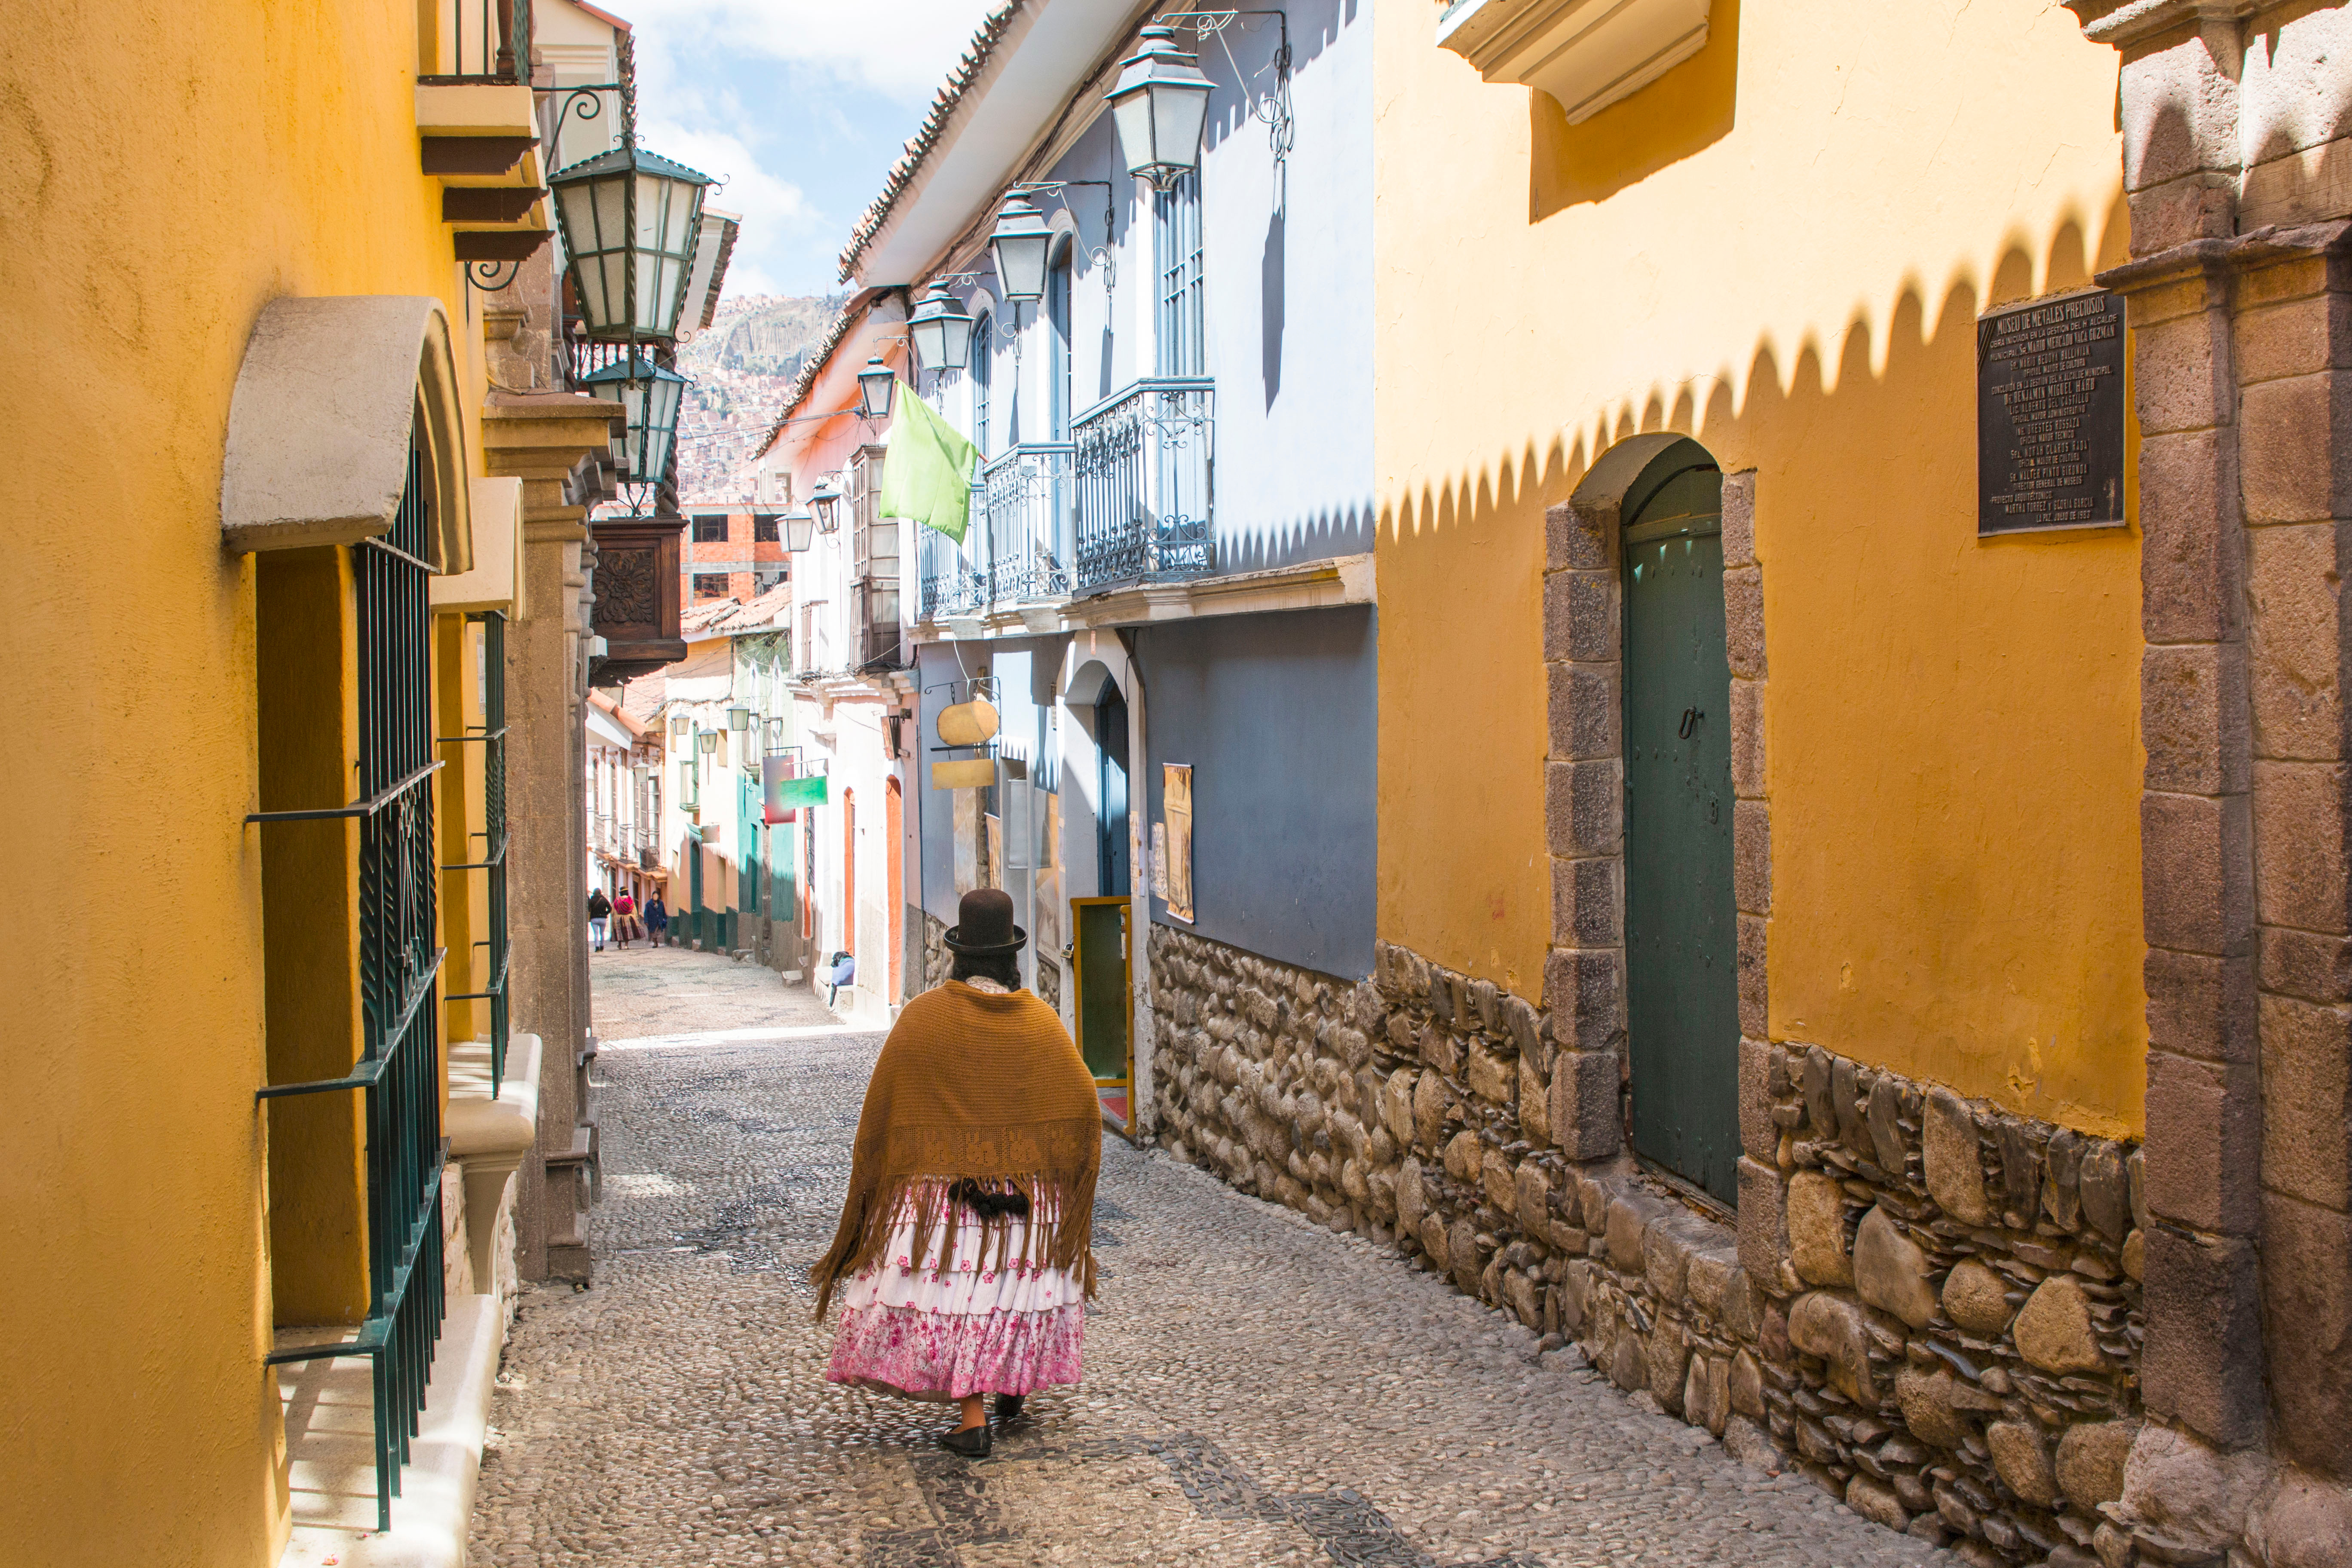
834;1;1026;285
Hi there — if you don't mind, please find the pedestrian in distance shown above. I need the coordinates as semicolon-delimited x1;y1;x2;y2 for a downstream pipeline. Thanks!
587;887;612;952
812;888;1100;1458
612;887;638;949
645;893;669;946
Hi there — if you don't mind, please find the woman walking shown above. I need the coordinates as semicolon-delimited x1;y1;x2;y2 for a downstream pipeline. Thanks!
813;889;1100;1457
612;887;638;949
587;887;612;952
645;893;669;946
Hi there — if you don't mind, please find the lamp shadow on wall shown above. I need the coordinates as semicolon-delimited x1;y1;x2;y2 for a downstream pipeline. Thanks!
1529;0;1741;221
1394;192;2127;550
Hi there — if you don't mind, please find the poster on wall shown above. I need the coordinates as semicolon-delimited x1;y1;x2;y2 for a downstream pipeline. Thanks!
1035;792;1063;956
953;791;979;895
1162;763;1194;924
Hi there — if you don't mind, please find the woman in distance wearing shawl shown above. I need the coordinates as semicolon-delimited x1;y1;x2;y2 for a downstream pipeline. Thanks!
812;889;1102;1457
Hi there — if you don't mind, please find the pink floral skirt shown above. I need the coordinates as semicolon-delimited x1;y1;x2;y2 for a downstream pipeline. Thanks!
824;1187;1085;1403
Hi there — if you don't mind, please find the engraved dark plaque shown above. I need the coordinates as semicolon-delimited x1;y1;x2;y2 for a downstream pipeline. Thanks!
1978;288;2126;535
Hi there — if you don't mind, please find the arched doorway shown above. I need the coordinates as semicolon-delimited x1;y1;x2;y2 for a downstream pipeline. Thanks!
842;787;858;989
885;777;903;1005
1097;683;1130;897
1620;441;1740;1205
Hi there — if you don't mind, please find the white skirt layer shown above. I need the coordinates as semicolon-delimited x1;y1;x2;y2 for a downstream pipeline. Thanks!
830;1197;1085;1317
825;1187;1087;1401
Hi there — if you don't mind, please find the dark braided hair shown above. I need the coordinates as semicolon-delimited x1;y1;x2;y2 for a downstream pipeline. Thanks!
949;949;1021;990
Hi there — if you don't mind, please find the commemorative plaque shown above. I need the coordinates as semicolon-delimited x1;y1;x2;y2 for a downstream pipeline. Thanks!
1977;288;2126;535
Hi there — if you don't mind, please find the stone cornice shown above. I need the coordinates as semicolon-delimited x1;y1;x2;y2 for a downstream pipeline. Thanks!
913;552;1377;643
2063;0;2257;46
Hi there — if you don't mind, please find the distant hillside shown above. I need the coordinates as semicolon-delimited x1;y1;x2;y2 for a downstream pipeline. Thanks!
681;293;848;382
674;293;848;502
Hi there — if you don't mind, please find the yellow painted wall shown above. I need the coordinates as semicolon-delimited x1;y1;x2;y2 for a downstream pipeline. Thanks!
0;2;494;1559
441;614;490;1050
1374;0;2146;1135
258;548;371;1324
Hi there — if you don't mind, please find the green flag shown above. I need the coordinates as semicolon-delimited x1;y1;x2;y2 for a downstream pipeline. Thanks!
877;385;981;542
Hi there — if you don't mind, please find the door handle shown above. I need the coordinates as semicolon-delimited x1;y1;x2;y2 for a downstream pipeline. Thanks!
1678;707;1703;739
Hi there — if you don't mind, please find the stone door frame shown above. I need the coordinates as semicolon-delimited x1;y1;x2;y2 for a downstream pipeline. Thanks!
2065;0;2352;1494
1543;434;1773;1200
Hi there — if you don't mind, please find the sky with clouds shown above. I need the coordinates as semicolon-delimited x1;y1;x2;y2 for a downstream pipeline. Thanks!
622;0;998;300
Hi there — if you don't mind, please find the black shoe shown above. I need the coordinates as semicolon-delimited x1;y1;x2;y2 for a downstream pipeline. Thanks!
939;1422;992;1458
992;1394;1025;1429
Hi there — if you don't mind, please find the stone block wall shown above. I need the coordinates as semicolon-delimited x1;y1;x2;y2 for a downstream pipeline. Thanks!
1150;924;2151;1568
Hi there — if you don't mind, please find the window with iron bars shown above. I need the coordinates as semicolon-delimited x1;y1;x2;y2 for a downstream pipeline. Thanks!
442;611;510;1089
252;430;448;1533
692;515;727;542
1155;172;1206;377
850;445;901;667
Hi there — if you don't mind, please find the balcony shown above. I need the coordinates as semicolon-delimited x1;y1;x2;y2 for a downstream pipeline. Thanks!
1072;378;1214;592
915;379;1215;627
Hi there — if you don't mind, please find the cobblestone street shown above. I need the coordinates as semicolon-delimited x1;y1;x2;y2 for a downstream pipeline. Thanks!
469;947;1952;1568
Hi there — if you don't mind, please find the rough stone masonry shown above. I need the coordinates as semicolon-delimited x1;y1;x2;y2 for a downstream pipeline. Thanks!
1150;925;2162;1568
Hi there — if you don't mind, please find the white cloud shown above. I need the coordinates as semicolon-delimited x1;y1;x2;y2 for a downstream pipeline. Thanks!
618;0;999;101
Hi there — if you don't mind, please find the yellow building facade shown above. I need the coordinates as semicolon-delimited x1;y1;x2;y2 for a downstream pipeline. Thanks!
2;3;583;1560
1375;0;2143;1131
1357;2;2352;1562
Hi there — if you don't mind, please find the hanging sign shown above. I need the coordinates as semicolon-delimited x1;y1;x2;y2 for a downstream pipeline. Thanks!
932;757;996;790
762;755;829;821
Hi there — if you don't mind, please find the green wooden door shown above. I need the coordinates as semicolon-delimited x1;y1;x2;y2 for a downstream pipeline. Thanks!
1621;464;1741;1205
1072;896;1132;1130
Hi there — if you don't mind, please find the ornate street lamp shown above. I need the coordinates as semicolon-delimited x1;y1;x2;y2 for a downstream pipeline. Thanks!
857;356;897;421
989;192;1054;304
782;507;818;553
669;714;690;739
809;475;846;535
578;355;687;485
1107;26;1213;190
549;144;716;342
907;282;974;374
698;730;719;754
726;706;752;732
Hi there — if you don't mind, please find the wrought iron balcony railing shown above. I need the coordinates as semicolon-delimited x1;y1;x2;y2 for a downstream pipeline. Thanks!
982;443;1075;603
418;0;533;86
1073;377;1214;593
912;383;1214;624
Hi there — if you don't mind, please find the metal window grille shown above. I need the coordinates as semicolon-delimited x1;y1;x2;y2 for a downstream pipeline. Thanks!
753;514;779;542
973;312;995;457
442;611;510;1091
1155;174;1205;377
692;516;726;542
251;435;449;1533
416;0;533;85
851;448;904;665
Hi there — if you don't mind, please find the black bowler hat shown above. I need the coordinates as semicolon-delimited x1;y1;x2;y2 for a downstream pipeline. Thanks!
943;888;1026;955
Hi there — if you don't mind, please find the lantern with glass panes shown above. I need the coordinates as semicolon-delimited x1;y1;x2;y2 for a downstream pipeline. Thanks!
907;282;974;375
726;707;752;732
856;356;897;421
988;192;1054;304
1107;26;1213;190
577;355;687;485
782;507;818;553
808;475;848;536
549;144;715;343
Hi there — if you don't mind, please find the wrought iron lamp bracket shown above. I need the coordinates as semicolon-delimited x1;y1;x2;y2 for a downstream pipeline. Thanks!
1160;9;1295;176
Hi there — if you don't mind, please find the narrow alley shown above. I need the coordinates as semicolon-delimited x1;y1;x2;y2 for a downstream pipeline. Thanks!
467;947;1946;1568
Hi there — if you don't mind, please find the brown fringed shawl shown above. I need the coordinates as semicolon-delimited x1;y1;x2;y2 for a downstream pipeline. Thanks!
811;980;1102;1320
